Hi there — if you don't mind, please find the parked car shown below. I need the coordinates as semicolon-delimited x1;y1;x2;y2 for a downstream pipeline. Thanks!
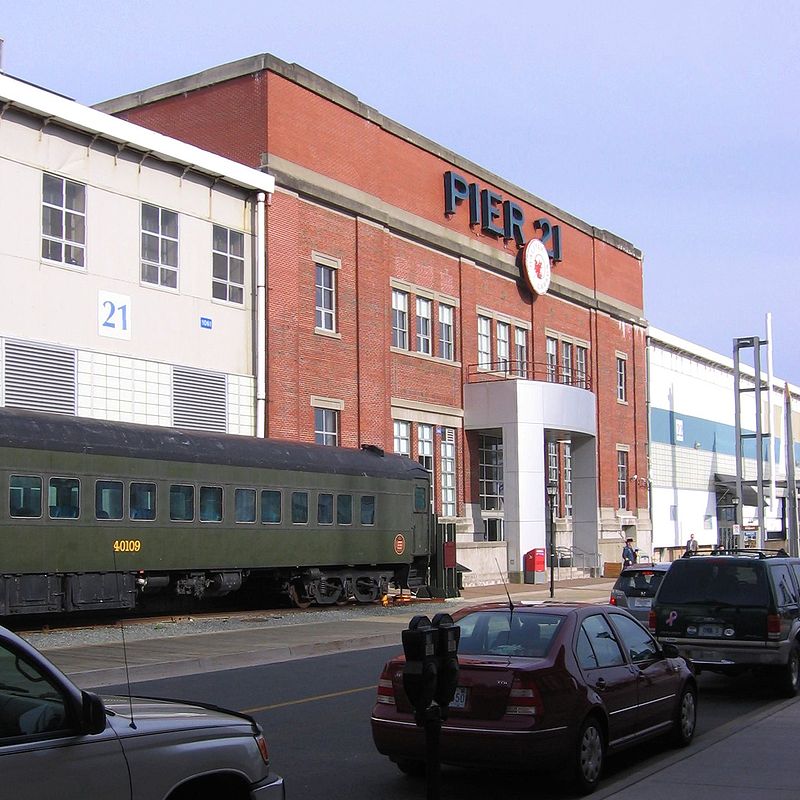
649;549;800;696
0;624;285;799
371;602;696;794
609;562;672;621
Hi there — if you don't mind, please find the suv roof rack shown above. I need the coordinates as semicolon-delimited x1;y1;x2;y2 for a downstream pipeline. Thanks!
682;547;790;560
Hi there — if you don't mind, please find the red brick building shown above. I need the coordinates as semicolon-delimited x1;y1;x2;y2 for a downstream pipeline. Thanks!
98;54;649;583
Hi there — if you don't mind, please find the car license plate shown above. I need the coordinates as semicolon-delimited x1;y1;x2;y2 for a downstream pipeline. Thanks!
632;597;652;608
699;624;723;637
450;687;468;709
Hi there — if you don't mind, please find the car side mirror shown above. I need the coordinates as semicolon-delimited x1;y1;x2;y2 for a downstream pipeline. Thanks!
661;643;680;659
81;691;107;734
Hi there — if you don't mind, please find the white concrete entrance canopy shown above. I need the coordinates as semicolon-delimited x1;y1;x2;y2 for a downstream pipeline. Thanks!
464;379;598;580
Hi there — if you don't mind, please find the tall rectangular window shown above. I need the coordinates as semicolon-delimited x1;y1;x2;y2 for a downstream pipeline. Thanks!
392;289;408;349
417;423;433;475
514;328;528;377
438;304;454;360
576;345;588;389
416;297;432;355
496;321;510;372
42;174;86;267
314;407;339;446
547;441;559;516
441;429;456;517
564;443;573;518
212;225;245;304
393;419;411;456
617;449;629;510
561;341;573;385
479;434;503;511
616;356;627;402
141;203;178;289
315;263;336;331
546;336;558;382
477;316;492;369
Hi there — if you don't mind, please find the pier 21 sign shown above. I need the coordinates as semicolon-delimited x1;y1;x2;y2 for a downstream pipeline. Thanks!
443;170;562;263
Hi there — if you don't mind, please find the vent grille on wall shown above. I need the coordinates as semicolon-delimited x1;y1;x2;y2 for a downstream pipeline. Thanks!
3;339;77;415
173;367;227;432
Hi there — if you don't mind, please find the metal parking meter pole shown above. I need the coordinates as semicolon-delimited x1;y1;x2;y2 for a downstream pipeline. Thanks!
546;482;558;599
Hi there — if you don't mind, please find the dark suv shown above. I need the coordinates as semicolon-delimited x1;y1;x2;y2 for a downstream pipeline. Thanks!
649;550;800;696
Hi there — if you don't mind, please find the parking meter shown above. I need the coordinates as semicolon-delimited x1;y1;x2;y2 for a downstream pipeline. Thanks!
431;612;460;716
401;615;438;720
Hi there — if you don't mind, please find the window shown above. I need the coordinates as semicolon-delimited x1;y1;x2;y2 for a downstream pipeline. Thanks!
235;488;256;523
416;297;432;355
314;407;339;446
578;614;625;668
315;263;336;331
564;443;573;518
561;341;573;384
477;316;491;369
610;613;659;663
49;477;79;519
479;434;503;511
141;204;179;288
318;493;334;524
546;336;558;381
441;429;456;517
438;304;454;360
616;355;627;402
417;423;433;475
212;225;245;304
617;450;629;510
360;495;376;525
41;174;86;267
391;289;408;349
393;420;411;456
130;482;156;520
576;345;588;389
496;322;510;372
199;486;222;522
547;442;559;494
95;480;123;520
337;494;352;525
9;475;42;518
415;485;428;512
514;328;528;377
170;484;194;521
292;491;309;523
261;490;282;523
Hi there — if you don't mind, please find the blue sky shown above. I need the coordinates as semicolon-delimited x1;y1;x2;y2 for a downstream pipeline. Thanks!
3;1;798;378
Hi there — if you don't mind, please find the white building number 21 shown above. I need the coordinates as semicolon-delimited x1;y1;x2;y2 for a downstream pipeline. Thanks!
98;291;132;340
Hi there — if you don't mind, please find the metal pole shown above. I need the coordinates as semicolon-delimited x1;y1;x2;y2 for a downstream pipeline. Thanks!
549;494;555;599
785;383;799;557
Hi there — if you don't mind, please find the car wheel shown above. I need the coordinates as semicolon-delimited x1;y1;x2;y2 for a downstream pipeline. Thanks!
671;685;697;747
394;758;425;777
779;643;800;697
573;717;604;795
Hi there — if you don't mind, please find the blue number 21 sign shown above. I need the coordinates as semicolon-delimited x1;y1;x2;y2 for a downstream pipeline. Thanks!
98;291;132;340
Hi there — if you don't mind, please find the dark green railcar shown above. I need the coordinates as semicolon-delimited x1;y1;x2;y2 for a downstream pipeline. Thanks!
0;407;432;615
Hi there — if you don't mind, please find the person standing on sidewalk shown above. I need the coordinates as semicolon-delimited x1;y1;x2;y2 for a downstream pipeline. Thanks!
685;533;698;555
622;538;637;567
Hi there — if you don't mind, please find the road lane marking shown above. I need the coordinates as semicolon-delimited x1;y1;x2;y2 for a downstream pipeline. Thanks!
243;684;375;713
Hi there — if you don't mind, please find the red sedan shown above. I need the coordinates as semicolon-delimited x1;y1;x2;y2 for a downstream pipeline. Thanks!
371;602;696;794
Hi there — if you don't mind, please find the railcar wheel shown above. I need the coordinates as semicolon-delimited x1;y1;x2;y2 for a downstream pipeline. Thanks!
314;578;345;606
288;583;312;609
353;577;380;604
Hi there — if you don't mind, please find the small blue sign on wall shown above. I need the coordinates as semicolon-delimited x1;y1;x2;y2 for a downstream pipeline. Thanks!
200;317;213;330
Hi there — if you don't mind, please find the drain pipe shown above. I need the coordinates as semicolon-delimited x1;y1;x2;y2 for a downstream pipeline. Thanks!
255;192;266;438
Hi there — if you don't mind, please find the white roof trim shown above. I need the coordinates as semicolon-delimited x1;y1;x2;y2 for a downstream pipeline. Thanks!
0;74;274;194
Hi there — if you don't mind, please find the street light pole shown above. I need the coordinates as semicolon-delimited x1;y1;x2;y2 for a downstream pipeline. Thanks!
546;482;558;599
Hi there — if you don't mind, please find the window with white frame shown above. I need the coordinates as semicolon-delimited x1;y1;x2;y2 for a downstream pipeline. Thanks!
576;345;588;388
514;328;528;377
315;263;337;332
617;449;629;510
416;297;432;355
42;174;86;267
546;336;558;381
417;423;433;474
564;443;573;517
438;304;454;360
441;429;456;517
212;225;245;304
393;419;411;456
496;322;510;372
547;441;560;515
314;407;339;446
477;316;492;369
616;355;627;402
561;341;573;385
141;203;178;288
479;434;503;511
392;289;408;349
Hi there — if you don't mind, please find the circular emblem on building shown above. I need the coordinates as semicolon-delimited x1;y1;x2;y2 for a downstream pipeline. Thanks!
393;534;406;555
520;238;551;295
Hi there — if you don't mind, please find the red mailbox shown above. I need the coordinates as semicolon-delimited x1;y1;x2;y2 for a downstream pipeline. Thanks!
524;549;546;584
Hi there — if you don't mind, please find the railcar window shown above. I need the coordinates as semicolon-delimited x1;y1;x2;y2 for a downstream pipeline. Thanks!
337;494;352;525
261;490;281;524
235;488;256;523
199;486;223;522
48;477;79;519
95;480;123;520
361;495;375;525
170;484;195;521
9;475;42;518
318;493;333;524
130;482;156;520
414;485;427;512
292;492;309;524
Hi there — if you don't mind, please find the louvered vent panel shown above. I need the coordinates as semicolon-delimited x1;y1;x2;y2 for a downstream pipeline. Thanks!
444;428;456;443
173;368;227;432
3;340;76;415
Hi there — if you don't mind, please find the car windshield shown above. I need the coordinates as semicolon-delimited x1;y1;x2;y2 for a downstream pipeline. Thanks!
456;610;563;658
615;570;666;598
657;561;769;606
